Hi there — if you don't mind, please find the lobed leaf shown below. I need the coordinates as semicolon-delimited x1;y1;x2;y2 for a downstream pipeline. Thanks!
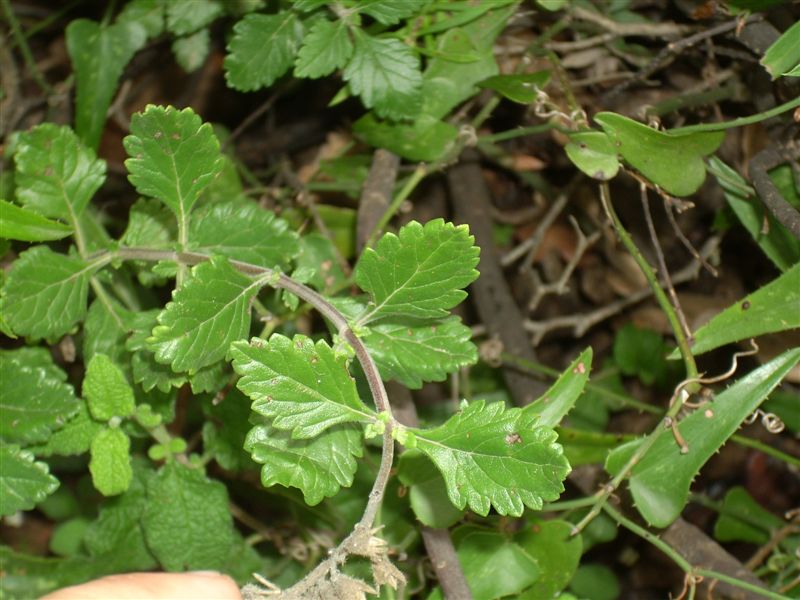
142;462;234;571
224;12;302;91
83;297;135;367
355;219;479;323
245;420;363;505
89;428;133;497
1;246;98;340
29;404;104;458
127;311;187;393
294;19;353;79
83;354;136;421
14;123;106;220
0;348;80;445
165;0;221;35
594;112;724;197
688;263;800;356
413;400;570;516
66;19;148;150
188;201;300;269
526;348;592;428
344;30;422;120
0;199;73;242
353;114;458;163
606;348;800;527
364;316;477;389
356;0;428;25
172;29;211;73
124;105;223;221
149;255;264;373
230;335;375;438
0;444;59;517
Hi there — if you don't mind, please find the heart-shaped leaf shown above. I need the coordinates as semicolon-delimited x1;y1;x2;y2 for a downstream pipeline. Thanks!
564;131;619;181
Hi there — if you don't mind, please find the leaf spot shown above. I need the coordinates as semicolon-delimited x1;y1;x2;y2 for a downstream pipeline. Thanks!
505;432;522;445
572;362;586;374
741;300;751;310
704;409;714;418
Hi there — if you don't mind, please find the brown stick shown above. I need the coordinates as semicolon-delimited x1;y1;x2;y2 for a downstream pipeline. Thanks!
357;149;401;250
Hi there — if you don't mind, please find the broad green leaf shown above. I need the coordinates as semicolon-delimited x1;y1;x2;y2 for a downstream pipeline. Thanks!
413;400;570;516
245;420;363;505
761;20;800;79
14;123;106;220
149;256;265;372
66;19;148;150
564;131;620;181
83;296;135;367
201;389;253;471
714;486;784;545
127;311;187;392
516;520;583;599
0;199;72;241
0;444;59;517
188;201;300;269
294;19;352;79
172;28;210;72
569;564;620;600
594;112;724;197
0;348;79;445
121;197;177;249
230;335;375;438
353;113;458;162
364;316;477;389
397;451;464;528
83;354;136;421
607;348;800;527
124;105;223;221
688;263;800;356
526;348;592;428
165;0;221;35
1;246;97;339
116;0;165;37
295;233;347;293
142;462;234;571
224;12;302;91
615;324;675;386
29;403;104;457
477;71;551;104
89;428;133;496
356;0;427;25
707;157;800;272
50;517;91;557
344;30;422;120
429;526;539;600
355;219;479;323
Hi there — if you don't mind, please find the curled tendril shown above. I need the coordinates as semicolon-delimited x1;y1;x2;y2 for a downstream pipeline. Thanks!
744;408;785;433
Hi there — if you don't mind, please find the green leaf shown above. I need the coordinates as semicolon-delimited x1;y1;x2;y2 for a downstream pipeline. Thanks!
172;28;211;72
1;246;97;339
356;0;427;25
224;12;302;91
688;263;800;356
606;348;800;527
713;486;785;545
0;199;72;241
344;30;422;120
294;19;353;79
230;335;375;438
355;219;479;323
245;420;363;505
429;526;539;600
127;311;187;392
761;20;800;79
50;517;91;557
569;564;620;600
295;233;347;293
707;157;800;272
121;197;177;249
353;113;458;162
516;520;583;599
83;354;136;421
149;255;265;373
397;451;465;528
83;296;135;367
0;348;79;445
142;462;234;571
66;19;148;150
116;0;165;37
564;131;620;181
364;316;477;389
477;71;551;104
0;444;59;517
614;324;672;385
202;389;253;471
14;123;106;220
0;547;96;600
526;348;592;428
165;0;221;35
124;105;223;221
594;112;724;197
29;403;104;457
189;201;300;269
413;400;570;516
89;428;133;496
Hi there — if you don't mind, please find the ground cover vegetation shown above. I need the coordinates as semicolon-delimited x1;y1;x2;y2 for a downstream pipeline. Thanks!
0;0;799;598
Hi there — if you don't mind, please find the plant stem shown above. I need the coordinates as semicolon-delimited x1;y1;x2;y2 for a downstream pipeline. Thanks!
363;164;427;250
669;96;800;135
694;569;785;600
